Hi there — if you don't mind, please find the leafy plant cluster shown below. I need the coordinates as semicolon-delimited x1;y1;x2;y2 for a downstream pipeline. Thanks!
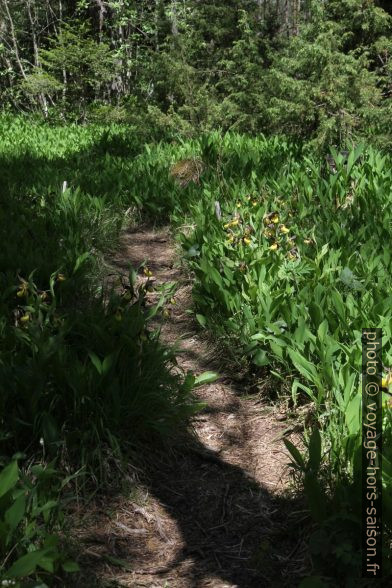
2;116;392;584
0;460;79;586
169;135;392;582
0;117;200;584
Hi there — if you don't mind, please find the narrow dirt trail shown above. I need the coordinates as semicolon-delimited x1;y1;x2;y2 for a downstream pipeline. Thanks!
78;226;308;588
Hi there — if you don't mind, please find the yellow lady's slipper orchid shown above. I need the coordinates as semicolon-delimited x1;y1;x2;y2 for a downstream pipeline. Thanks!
269;243;278;251
279;225;290;234
243;237;252;245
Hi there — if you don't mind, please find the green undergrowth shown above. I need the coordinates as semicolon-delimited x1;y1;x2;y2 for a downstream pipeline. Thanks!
1;116;391;584
0;116;203;585
173;136;392;583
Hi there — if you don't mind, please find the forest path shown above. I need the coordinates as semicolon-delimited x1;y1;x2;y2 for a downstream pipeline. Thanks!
78;226;308;588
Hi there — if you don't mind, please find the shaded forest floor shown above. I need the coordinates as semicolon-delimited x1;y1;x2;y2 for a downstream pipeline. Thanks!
73;226;310;587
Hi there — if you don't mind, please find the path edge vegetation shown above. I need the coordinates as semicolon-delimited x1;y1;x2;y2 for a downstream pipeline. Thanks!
0;120;391;585
0;0;392;584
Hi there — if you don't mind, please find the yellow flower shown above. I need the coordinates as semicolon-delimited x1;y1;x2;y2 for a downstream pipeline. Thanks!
143;267;153;277
224;218;240;229
269;243;278;251
264;212;279;225
57;273;66;282
163;308;171;318
287;252;297;260
304;239;312;245
114;309;123;321
252;201;258;207
279;225;290;234
236;202;241;208
382;373;392;389
243;237;251;245
17;287;27;298
20;314;30;323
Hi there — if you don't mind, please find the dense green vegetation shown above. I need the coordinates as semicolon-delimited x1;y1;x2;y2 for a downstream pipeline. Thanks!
1;0;392;585
0;0;391;149
1;118;391;584
0;118;203;584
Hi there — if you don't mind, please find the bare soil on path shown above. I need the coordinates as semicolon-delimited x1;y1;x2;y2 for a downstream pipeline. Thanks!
76;226;309;588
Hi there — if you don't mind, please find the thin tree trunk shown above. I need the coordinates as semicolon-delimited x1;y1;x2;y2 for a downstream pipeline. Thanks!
171;0;179;36
2;0;27;80
26;0;48;116
95;0;106;42
293;0;300;35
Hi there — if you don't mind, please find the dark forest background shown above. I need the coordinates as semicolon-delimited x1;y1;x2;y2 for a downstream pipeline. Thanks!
1;0;391;149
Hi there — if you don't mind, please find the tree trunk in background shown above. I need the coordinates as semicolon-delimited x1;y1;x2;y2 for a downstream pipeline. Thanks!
95;0;106;42
293;0;300;35
2;0;27;80
170;0;179;36
26;0;48;116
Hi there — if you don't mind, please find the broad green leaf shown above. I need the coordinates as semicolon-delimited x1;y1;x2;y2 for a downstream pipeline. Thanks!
88;351;102;375
345;393;361;435
304;472;326;523
0;461;19;499
287;348;322;391
283;438;305;469
5;494;26;533
194;371;219;386
5;549;50;578
307;428;322;474
253;349;270;367
196;314;207;328
102;353;115;375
